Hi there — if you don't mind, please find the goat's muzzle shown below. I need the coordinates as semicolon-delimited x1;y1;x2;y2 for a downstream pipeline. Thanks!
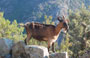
63;24;69;33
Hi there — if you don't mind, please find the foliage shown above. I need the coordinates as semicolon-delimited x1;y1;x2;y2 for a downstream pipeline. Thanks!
0;3;90;58
59;33;73;57
43;15;54;25
68;4;90;58
0;12;25;42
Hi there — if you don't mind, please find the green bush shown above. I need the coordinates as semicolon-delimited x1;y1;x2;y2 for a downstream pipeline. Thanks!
0;12;26;42
68;4;90;57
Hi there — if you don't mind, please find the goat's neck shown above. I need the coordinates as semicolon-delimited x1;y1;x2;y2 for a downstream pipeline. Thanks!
55;23;62;35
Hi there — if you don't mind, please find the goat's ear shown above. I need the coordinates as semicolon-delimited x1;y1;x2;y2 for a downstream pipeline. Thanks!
57;16;61;21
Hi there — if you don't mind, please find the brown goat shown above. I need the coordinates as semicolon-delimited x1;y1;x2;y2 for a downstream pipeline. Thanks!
22;16;69;52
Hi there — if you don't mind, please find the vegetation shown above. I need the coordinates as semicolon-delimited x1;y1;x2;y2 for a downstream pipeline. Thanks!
68;4;90;58
1;0;89;22
0;3;90;58
0;12;26;42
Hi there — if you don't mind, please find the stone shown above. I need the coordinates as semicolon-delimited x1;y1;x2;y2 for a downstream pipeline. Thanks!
0;38;14;56
12;41;26;58
49;52;68;58
25;45;49;58
12;41;69;58
12;41;49;58
0;56;4;58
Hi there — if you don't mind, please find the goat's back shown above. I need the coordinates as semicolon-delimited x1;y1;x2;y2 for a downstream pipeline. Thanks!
25;22;56;41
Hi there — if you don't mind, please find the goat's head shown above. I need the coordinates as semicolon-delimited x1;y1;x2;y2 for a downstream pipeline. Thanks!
57;16;69;33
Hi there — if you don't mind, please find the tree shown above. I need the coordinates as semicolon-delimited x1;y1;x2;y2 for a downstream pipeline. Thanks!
68;4;90;57
43;15;54;25
0;12;25;42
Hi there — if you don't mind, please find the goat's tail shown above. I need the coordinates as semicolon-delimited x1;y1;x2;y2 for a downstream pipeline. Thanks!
18;23;25;27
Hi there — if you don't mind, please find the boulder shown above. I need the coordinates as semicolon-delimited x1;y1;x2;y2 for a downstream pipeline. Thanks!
25;45;49;58
12;41;26;58
0;38;14;56
12;41;49;58
49;52;68;58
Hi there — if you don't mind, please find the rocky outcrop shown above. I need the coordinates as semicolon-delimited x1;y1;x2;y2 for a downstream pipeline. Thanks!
0;38;14;57
12;41;26;58
12;41;49;58
25;45;49;58
12;41;69;58
49;52;68;58
0;39;68;58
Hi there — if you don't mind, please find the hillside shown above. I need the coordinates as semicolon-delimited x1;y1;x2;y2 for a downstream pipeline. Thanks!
0;0;90;23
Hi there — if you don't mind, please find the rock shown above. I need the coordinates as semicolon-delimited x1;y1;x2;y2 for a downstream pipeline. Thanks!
12;41;49;58
0;38;14;56
49;52;68;58
0;56;4;58
12;41;69;58
12;41;26;58
25;45;49;58
0;39;69;58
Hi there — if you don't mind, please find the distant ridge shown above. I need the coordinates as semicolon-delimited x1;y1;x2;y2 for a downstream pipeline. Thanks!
0;0;90;23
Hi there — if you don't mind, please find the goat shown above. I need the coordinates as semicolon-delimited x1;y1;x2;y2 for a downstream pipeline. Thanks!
21;16;69;52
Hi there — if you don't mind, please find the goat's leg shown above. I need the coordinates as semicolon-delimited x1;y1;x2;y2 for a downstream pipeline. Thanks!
48;44;50;52
24;38;27;45
48;41;52;52
52;42;55;52
24;34;31;45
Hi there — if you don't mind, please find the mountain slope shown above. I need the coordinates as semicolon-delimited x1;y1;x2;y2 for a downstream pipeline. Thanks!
0;0;89;23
